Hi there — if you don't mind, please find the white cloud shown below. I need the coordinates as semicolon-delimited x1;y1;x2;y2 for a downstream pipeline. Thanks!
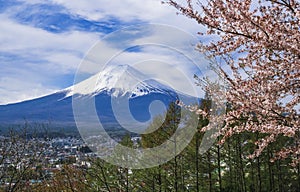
0;14;101;103
50;0;173;20
0;77;58;104
0;14;100;57
39;0;202;33
0;0;208;104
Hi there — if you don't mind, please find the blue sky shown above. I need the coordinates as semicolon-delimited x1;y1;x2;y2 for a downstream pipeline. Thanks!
0;0;209;104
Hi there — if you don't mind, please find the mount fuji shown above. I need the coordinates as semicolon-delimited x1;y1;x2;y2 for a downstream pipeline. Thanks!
0;64;198;133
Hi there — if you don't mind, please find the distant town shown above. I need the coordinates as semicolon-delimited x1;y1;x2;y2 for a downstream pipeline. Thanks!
0;136;91;188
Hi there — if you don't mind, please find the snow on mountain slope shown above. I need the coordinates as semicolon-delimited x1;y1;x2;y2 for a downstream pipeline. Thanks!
64;64;174;98
0;64;199;127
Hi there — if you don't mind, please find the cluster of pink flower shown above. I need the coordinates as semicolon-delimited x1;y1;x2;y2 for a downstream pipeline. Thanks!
168;0;300;164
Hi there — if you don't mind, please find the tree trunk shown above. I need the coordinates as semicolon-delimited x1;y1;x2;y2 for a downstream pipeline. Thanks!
207;151;212;192
217;144;222;191
180;156;185;191
257;156;262;192
267;148;274;192
237;135;246;192
196;133;200;192
250;160;256;192
174;155;178;192
227;138;234;191
255;134;262;192
277;160;283;192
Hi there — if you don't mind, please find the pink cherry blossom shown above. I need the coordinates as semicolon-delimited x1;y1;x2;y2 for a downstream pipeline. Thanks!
167;0;300;164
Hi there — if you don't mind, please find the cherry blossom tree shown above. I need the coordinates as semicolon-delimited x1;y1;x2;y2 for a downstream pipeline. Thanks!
166;0;300;164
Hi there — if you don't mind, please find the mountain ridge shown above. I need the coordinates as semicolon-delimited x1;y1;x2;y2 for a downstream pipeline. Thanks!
0;65;198;131
64;64;176;98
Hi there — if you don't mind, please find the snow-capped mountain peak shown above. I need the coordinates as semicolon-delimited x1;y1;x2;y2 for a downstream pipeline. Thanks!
0;64;198;126
65;64;172;98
